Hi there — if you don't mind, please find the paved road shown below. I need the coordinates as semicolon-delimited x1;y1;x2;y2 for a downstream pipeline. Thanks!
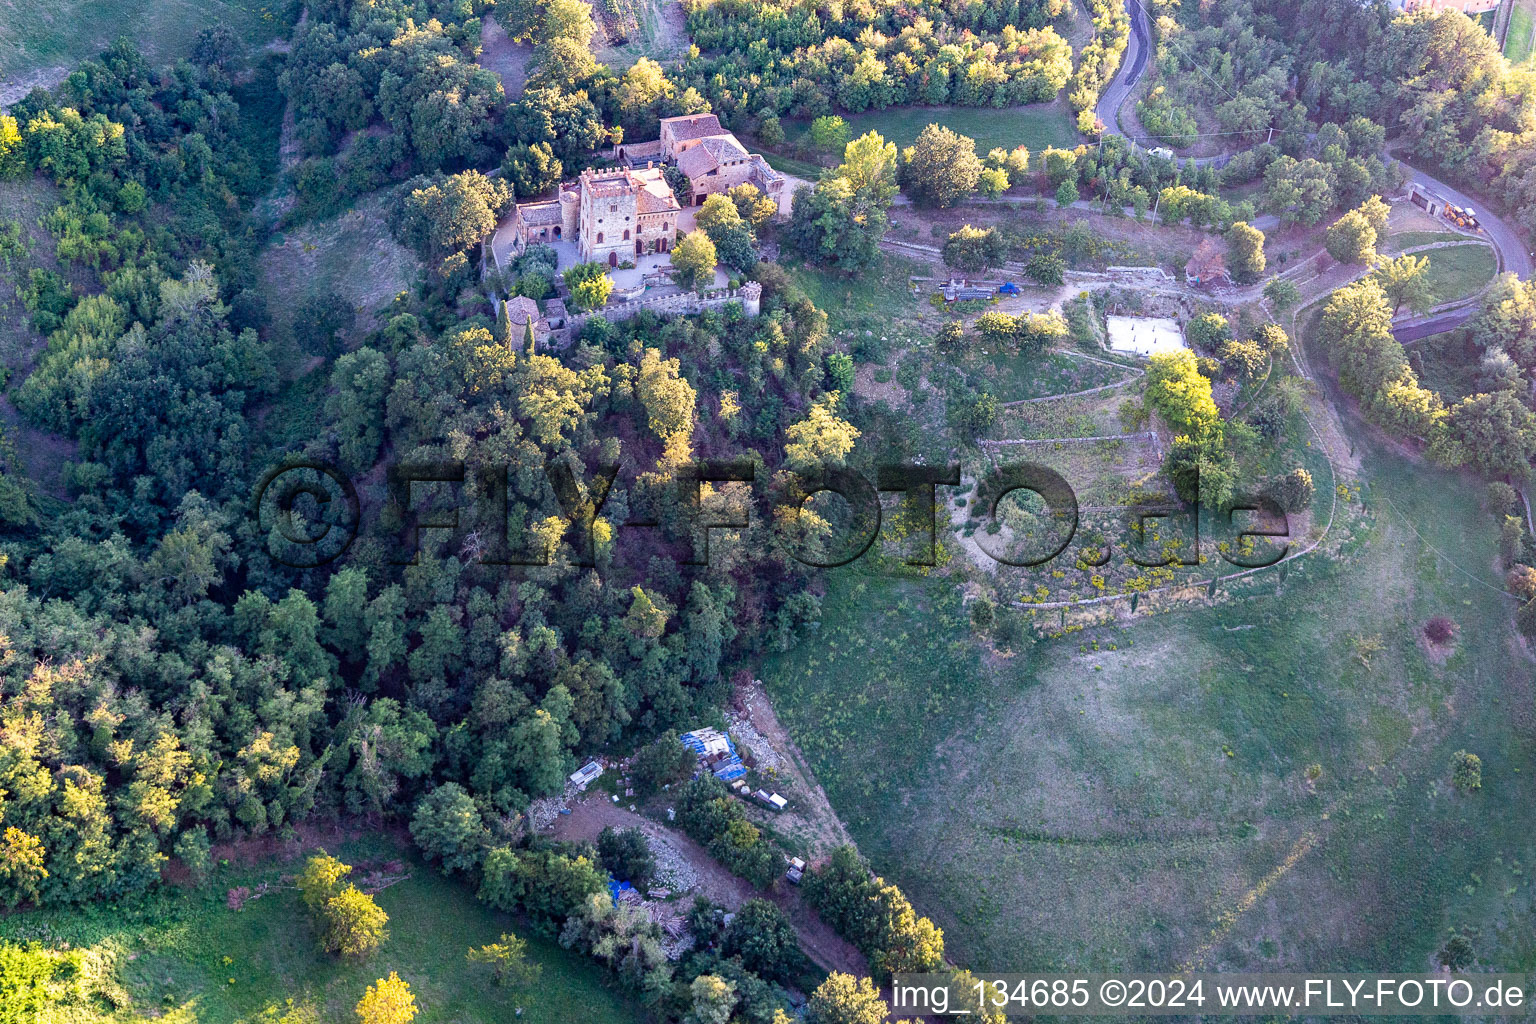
1094;0;1149;137
1088;0;1532;343
1386;161;1530;341
1392;154;1532;281
1394;309;1478;344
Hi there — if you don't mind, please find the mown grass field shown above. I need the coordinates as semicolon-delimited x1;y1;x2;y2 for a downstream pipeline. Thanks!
1421;244;1499;306
784;105;1079;157
1509;3;1536;65
0;835;645;1024
763;415;1536;974
959;348;1137;403
0;0;294;99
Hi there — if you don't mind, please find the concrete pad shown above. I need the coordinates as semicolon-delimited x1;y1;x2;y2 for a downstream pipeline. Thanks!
1106;316;1186;358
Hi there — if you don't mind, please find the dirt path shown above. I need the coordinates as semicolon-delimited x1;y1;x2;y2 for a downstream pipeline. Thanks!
732;678;853;857
549;794;868;977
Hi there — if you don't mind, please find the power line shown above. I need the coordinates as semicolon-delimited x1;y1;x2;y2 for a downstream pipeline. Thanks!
1126;127;1311;141
1123;0;1245;108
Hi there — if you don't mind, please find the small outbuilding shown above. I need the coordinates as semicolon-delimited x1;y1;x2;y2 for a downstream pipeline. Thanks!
570;761;604;789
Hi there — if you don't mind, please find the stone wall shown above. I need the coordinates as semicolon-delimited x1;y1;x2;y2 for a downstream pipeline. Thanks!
554;281;762;348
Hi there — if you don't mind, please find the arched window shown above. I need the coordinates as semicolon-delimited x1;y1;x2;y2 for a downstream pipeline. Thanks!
623;229;630;240
596;232;604;243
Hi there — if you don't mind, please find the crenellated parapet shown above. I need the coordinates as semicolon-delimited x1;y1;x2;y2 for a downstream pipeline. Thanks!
552;282;764;348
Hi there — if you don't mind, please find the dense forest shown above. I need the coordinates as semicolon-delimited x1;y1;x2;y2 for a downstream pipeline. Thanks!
0;23;842;914
1141;0;1536;235
5;0;1536;1018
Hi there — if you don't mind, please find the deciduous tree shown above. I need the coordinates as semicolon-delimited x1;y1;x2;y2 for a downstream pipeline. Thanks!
899;124;981;208
467;932;542;987
806;973;889;1024
1226;222;1266;283
670;230;718;291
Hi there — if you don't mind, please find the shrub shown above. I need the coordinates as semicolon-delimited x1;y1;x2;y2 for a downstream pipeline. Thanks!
633;731;695;793
409;783;489;873
1025;251;1065;286
1438;934;1474;971
1450;750;1482;792
1506;565;1536;600
721;898;807;984
467;932;542;987
597;827;656;888
802;846;944;982
1423;616;1456;646
355;972;416;1024
322;886;390;957
674;776;781;888
565;261;614;310
1273;468;1315;514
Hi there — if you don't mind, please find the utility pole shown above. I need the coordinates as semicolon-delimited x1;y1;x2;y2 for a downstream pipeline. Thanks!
1266;127;1275;146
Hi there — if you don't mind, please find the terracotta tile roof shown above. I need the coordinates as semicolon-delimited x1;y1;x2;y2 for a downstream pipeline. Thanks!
701;134;748;162
505;296;541;325
661;113;724;141
638;189;679;213
676;145;717;178
517;201;562;227
630;167;681;213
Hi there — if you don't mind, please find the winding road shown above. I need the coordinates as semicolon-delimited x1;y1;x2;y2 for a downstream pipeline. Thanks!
1094;0;1151;139
1089;0;1531;342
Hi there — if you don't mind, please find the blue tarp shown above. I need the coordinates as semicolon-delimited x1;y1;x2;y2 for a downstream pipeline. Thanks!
608;877;635;900
713;759;746;782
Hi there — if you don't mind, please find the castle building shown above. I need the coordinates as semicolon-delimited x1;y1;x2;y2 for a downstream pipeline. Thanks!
507;165;681;267
621;114;788;208
506;115;787;266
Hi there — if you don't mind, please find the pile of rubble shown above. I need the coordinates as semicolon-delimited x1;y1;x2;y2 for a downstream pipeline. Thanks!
646;829;699;893
726;685;789;774
526;791;571;832
642;897;697;960
724;712;786;774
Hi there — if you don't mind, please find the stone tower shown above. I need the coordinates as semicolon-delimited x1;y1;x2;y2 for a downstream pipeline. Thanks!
739;280;762;317
578;168;641;266
559;186;579;240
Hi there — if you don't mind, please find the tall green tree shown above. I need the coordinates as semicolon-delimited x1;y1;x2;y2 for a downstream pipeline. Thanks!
670;231;718;291
899;124;981;208
1226;222;1266;283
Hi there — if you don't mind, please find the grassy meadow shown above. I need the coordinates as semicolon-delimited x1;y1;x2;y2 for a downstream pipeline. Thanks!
764;437;1536;972
1508;2;1535;65
0;0;294;100
258;190;420;352
758;104;1079;180
1421;244;1499;306
784;105;1080;157
0;834;645;1024
763;252;1536;979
